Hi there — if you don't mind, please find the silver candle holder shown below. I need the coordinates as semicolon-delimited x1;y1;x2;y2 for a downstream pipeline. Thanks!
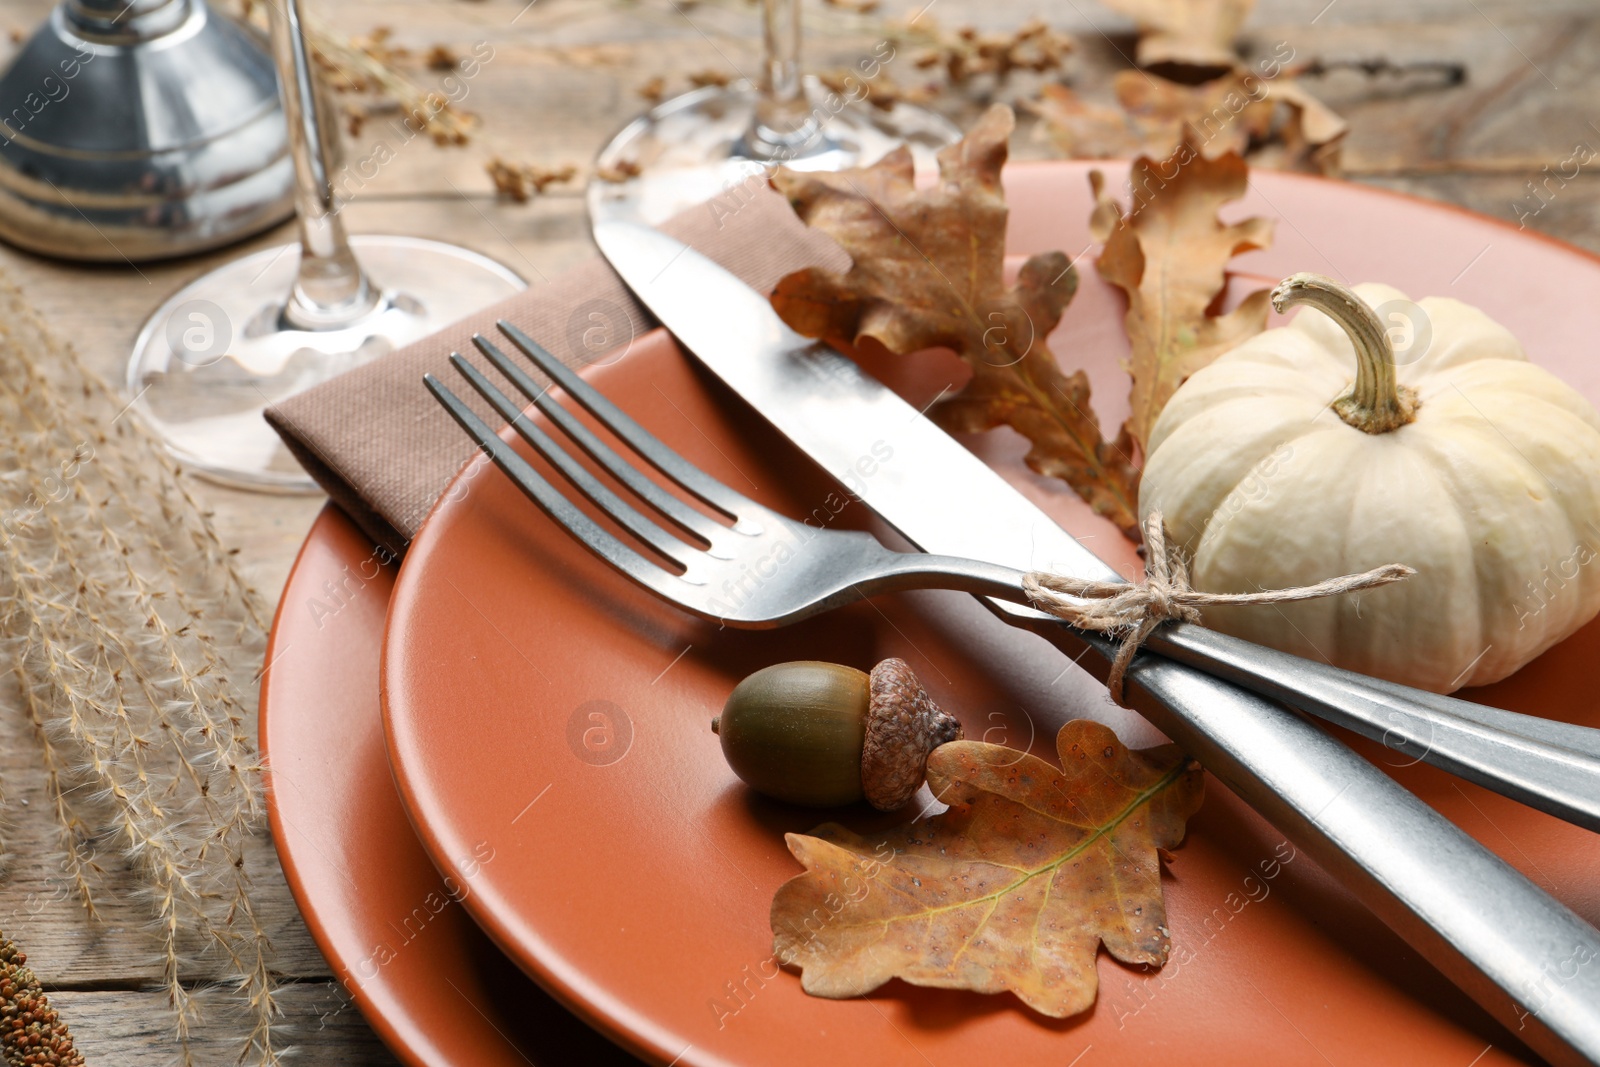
0;0;294;262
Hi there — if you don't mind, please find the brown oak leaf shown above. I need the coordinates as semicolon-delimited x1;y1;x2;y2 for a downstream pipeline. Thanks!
770;104;1140;539
770;720;1204;1018
1033;72;1270;161
1034;70;1346;175
1039;0;1345;172
1251;77;1348;173
1092;132;1275;454
1097;0;1255;71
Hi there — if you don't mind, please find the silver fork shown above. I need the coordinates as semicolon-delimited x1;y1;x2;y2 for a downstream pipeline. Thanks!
425;321;1600;835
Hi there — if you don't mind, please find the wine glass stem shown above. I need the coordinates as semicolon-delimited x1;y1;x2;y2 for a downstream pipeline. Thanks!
266;0;376;328
752;0;813;150
761;0;802;105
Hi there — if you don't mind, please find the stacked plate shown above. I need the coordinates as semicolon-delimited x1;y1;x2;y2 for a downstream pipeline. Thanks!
260;163;1600;1067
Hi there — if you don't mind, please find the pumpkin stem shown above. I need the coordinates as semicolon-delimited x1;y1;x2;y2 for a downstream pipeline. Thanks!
1271;272;1418;435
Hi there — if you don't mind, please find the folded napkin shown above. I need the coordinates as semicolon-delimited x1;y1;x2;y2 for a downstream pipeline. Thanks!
265;189;849;549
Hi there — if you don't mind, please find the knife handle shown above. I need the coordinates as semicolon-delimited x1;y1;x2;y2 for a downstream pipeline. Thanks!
1011;612;1600;1067
1146;623;1600;834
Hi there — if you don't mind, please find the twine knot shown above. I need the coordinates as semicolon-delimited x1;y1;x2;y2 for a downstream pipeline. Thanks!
1023;511;1414;706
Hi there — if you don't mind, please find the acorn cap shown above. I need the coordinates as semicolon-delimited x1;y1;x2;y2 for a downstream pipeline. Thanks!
861;658;964;811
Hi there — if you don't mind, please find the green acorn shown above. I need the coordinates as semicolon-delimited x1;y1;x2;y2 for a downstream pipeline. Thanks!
712;658;962;811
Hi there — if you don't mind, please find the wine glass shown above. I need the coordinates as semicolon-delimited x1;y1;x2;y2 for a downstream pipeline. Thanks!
126;0;526;491
587;0;959;225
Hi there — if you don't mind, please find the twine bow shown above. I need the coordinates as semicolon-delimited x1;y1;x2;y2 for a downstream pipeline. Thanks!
1023;511;1415;706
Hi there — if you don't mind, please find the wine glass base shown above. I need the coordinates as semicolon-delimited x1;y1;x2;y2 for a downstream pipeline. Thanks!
587;78;961;226
126;235;526;493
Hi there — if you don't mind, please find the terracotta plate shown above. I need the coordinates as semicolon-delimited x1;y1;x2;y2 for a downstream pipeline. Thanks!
308;160;1600;1065
261;506;640;1065
382;162;1600;1065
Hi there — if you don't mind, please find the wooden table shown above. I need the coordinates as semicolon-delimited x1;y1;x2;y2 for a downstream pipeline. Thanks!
0;0;1595;1060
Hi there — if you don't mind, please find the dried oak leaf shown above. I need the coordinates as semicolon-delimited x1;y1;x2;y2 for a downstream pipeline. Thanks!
485;158;577;202
1092;132;1274;454
1033;71;1269;160
425;44;460;72
911;18;1074;86
1098;0;1255;71
1251;77;1348;174
637;75;667;104
771;720;1204;1017
770;104;1140;538
1028;83;1147;159
816;68;933;111
596;159;642;183
1034;69;1345;174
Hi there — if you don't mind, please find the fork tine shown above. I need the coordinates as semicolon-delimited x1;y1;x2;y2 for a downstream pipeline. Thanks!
471;335;729;546
424;373;690;596
496;321;760;526
446;354;696;567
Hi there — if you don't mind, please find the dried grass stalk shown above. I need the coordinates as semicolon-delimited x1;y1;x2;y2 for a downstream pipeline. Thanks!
0;276;283;1064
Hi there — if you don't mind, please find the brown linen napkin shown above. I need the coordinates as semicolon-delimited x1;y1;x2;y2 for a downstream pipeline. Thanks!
264;188;848;549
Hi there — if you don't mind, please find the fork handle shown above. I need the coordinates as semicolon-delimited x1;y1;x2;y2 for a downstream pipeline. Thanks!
1010;614;1600;1067
1146;623;1600;833
880;551;1600;834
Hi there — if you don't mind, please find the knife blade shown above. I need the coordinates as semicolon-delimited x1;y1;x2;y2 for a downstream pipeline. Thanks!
595;227;1106;587
592;220;1600;1066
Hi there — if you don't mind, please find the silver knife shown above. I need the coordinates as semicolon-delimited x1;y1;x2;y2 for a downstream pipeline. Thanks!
594;219;1600;1066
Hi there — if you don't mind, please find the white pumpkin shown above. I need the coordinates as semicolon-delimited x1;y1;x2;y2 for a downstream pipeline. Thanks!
1139;272;1600;692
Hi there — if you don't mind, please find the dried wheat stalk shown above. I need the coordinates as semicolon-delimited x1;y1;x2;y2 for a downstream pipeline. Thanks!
0;276;283;1065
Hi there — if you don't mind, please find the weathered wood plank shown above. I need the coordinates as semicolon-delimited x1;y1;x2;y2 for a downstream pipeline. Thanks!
1356;171;1600;254
50;985;401;1065
1259;14;1600;174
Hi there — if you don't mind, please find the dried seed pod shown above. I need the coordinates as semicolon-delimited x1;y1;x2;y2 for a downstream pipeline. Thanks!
712;658;962;811
0;932;84;1067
